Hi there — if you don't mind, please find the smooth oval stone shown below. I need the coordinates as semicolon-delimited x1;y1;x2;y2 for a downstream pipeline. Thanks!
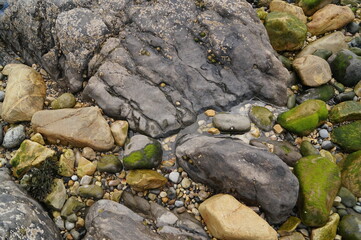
347;22;360;34
300;140;319;156
321;140;334;150
312;49;332;60
97;154;123;173
319;129;329;138
2;125;26;149
287;94;296;109
51;93;76;109
78;185;104;199
296;85;335;103
335;91;356;103
331;121;361;152
213;113;251;133
338;215;361;240
248;106;275;131
338;187;357;208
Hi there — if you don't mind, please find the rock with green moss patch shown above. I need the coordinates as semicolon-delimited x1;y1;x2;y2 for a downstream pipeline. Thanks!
97;154;123;173
126;169;167;192
277;216;301;236
341;150;361;197
296;85;335;103
330;49;361;87
78;185;104;199
329;101;361;123
277;100;328;136
294;155;341;227
248;106;275;131
10;140;56;178
310;213;339;240
338;215;361;240
298;0;333;15
300;140;319;156
51;93;76;109
58;149;75;177
61;196;85;217
312;49;333;60
331;121;361;152
265;12;307;51
44;178;67;210
123;135;162;170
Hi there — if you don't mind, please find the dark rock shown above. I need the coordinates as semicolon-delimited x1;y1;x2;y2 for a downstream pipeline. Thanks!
296;85;335;103
335;91;356;103
338;187;357;208
0;168;61;240
347;22;360;34
330;49;361;87
331;121;361;152
213;113;251;133
175;124;299;224
312;49;332;60
338;215;361;240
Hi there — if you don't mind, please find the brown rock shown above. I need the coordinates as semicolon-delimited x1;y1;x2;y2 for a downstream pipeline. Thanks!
31;107;114;151
1;64;46;122
293;55;332;87
126;170;167;192
307;4;355;36
110;120;128;147
270;0;307;23
199;194;278;240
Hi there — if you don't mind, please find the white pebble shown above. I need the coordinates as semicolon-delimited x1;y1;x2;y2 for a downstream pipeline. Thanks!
71;175;78;181
169;172;180;183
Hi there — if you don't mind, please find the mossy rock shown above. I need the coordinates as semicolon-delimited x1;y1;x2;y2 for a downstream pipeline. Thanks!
297;0;333;15
341;150;361;197
312;49;333;60
60;196;85;217
338;215;361;240
329;101;361;123
265;12;307;51
44;179;67;210
51;93;76;109
277;99;328;136
331;121;361;152
330;49;361;87
58;149;75;177
300;140;319;156
278;216;301;236
97;154;123;173
294;155;341;227
78;185;104;199
248;106;275;131
296;85;335;103
310;213;339;240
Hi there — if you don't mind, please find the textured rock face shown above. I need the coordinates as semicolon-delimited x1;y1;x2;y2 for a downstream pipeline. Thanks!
0;168;62;240
0;0;289;138
175;125;299;224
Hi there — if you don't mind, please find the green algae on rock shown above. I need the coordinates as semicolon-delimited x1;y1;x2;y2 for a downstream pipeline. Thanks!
297;0;333;15
249;106;275;131
300;140;319;156
278;216;301;236
294;155;341;227
296;85;335;103
331;120;361;152
78;185;104;199
277;100;328;136
310;213;339;240
97;154;123;173
44;178;67;210
265;12;307;51
61;196;85;217
341;150;361;197
329;101;361;123
58;149;75;177
330;49;361;87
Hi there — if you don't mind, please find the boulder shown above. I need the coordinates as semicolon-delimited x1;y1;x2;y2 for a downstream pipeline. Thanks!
10;140;56;178
292;55;332;87
294;155;341;226
1;64;46;123
199;194;278;240
329;101;361;123
265;12;307;51
51;93;76;109
175;128;299;224
269;0;307;23
31;107;114;151
330;49;361;87
277;100;328;136
338;215;361;240
310;213;339;240
297;0;333;15
212;113;251;133
331;120;361;152
307;4;354;36
341;150;361;197
126;170;167;192
44;178;67;210
0;168;62;240
248;106;275;131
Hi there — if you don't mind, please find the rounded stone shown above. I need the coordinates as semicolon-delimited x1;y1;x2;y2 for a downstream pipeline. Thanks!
51;93;76;109
65;221;75;231
97;154;123;173
169;171;180;183
213;113;251;133
181;178;191;189
175;200;184;207
319;129;329;139
321;141;334;150
80;175;92;186
2;125;26;149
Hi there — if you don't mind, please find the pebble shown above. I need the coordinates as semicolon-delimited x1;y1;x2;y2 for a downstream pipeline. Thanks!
0;91;5;102
79;175;92;185
353;205;361;213
82;147;96;160
169;171;180;183
65;221;75;231
175;200;184;207
2;125;26;149
70;230;80;240
159;191;167;198
319;129;329;139
108;179;121;187
71;175;78;181
321;140;334;150
54;216;65;230
181;178;191;189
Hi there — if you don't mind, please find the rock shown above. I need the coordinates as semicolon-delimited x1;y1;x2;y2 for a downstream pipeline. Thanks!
199;194;278;240
296;85;335;103
279;232;305;240
212;113;251;133
82;147;96;161
297;32;348;58
97;154;123;173
287;94;296;109
341;150;361;197
310;213;340;240
329;101;361;123
77;157;97;178
58;149;75;177
320;150;335;163
2;125;26;149
176;130;299;224
277;100;328;136
293;55;332;87
84;200;163;240
0;168;62;240
10;140;56;178
321;140;334;150
110;120;128;147
307;4;354;36
278;216;301;236
60;196;85;218
126;170;167;192
181;178;192;189
331;121;361;152
355;81;361;97
294;155;341;226
265;12;307;51
123;135;162;170
335;91;356;103
248;106;275;131
338;215;361;240
330;49;361;87
1;64;46;123
51;93;76;109
300;140;319;156
121;191;151;216
338;187;357;207
297;0;333;15
155;210;178;228
169;171;180;183
30;133;45;145
269;0;307;23
313;49;333;60
31;107;114;151
319;129;329;139
78;185;104;199
80;175;92;186
44;178;67;210
340;0;359;6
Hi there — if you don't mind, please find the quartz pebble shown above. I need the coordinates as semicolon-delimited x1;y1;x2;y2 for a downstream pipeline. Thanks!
80;175;92;185
65;221;75;231
169;171;180;183
71;175;78;181
319;129;329;138
181;178;191;189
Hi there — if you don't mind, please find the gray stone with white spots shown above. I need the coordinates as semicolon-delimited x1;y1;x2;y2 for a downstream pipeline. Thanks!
2;125;25;149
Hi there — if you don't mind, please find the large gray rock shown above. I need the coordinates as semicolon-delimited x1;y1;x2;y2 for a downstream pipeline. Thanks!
0;0;289;138
0;168;61;240
175;124;299;224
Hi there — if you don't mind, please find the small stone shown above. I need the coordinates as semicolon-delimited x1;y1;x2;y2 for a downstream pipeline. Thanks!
110;120;128;147
80;175;92;186
273;124;283;134
159;191;167;198
58;149;75;177
126;169;167;192
181;178;191;189
82;147;96;161
205;109;216;117
169;171;180;183
278;216;302;236
338;187;357;207
77;157;97;178
321;141;334;150
70;230;80;240
319;129;329;138
248;106;275;131
44;179;67;210
51;93;76;109
213;113;251;133
176;207;186;214
2;125;26;149
97;154;123;173
30;133;45;145
54;216;65;230
207;127;220;135
300;140;319;156
71;175;78;181
65;221;75;231
61;197;85;217
175;200;184;207
78;185;104;199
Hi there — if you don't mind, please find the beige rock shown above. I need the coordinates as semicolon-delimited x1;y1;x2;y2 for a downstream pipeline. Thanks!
77;157;97;178
311;213;339;240
280;232;305;240
293;55;332;87
30;133;45;145
82;147;96;160
297;32;348;58
126;169;167;192
31;107;114;151
270;0;307;23
307;4;354;36
199;194;278;240
58;149;76;177
110;120;128;147
1;64;46;122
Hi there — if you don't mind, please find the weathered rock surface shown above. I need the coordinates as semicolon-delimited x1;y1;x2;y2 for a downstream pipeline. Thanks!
175;125;299;224
338;214;361;240
298;0;333;15
0;0;289;138
269;0;307;23
331;120;361;152
126;170;167;192
341;150;361;197
44;178;67;210
1;64;46;123
310;213;339;240
329;101;361;123
330;49;361;87
0;168;62;240
31;107;114;151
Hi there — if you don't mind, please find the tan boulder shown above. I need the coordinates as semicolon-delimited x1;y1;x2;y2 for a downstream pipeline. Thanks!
293;55;332;87
307;4;355;36
270;0;307;23
1;64;46;123
199;194;278;240
77;157;97;178
31;107;114;151
126;170;167;192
